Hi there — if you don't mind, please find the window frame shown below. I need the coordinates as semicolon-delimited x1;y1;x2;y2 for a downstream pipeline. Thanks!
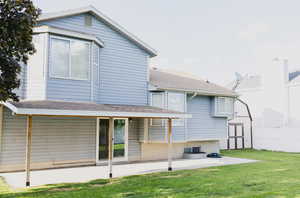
49;35;91;81
215;96;234;115
150;92;165;126
167;92;185;127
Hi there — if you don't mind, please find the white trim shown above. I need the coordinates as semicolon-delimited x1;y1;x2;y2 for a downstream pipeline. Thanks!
44;33;49;99
95;118;100;162
96;118;129;164
34;25;104;47
90;43;94;101
143;118;149;143
150;92;165;126
38;6;156;57
214;96;234;117
49;35;91;81
167;91;185;127
3;104;191;119
155;87;237;97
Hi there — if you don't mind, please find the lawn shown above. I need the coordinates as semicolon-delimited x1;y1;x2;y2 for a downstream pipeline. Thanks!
1;150;300;198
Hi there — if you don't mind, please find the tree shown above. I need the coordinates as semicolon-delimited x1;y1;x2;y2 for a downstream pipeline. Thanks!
0;0;40;102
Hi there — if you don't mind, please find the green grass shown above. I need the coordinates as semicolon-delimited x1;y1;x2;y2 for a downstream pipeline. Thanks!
1;150;300;198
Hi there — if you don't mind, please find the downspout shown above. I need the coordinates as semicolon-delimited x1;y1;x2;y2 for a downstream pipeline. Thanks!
189;92;197;100
236;98;253;149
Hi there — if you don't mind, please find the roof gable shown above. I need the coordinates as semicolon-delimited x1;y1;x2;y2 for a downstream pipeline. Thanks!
38;6;157;57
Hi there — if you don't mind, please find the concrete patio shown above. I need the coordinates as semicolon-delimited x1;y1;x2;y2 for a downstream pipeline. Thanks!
1;157;257;188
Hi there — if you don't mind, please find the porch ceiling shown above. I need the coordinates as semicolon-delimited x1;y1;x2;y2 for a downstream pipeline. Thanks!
3;100;191;119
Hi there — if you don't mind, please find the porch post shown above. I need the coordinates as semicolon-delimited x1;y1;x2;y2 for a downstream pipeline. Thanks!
167;118;172;171
0;105;3;151
25;115;33;187
108;118;114;178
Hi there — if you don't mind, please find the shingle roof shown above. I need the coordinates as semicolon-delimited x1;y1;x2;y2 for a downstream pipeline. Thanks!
5;100;189;118
150;68;237;97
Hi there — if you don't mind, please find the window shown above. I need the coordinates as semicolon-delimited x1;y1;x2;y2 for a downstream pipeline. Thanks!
151;93;164;126
216;97;234;115
50;37;90;80
168;92;185;126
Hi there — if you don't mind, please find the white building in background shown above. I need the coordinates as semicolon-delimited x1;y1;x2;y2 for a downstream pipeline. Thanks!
228;59;300;152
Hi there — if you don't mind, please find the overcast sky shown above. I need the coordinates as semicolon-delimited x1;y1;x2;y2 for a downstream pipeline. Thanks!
33;0;300;85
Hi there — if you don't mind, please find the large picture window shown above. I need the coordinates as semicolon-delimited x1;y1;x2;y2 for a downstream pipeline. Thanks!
168;92;185;126
50;37;90;80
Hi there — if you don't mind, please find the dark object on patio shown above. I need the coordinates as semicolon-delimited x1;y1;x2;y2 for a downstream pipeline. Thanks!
207;153;222;158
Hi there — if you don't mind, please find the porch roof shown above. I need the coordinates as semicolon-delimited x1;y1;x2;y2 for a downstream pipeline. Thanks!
3;100;191;119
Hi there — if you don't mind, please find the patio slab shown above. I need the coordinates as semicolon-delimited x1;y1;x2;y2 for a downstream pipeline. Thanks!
0;157;257;188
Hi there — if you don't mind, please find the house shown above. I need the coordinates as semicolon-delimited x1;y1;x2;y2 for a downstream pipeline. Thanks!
228;59;300;151
0;6;236;186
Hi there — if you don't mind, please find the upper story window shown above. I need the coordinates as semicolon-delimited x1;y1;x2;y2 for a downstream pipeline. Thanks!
214;97;234;117
168;92;185;126
151;92;164;126
50;36;90;80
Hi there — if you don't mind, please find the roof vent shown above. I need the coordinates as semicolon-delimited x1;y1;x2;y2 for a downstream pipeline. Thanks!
84;15;93;27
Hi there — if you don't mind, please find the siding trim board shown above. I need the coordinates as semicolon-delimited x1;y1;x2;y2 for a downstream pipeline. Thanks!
34;26;104;47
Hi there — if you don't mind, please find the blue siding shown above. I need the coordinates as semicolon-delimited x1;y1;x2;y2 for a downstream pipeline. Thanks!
187;95;227;140
40;13;149;105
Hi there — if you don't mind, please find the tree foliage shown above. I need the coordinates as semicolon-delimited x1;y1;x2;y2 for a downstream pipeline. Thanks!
0;0;40;102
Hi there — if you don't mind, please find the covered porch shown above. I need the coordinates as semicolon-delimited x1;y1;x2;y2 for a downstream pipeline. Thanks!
1;157;257;188
1;100;190;187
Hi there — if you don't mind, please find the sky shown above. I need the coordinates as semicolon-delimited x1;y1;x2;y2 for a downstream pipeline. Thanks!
33;0;300;85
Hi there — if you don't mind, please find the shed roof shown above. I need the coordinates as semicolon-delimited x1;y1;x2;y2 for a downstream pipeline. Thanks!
4;100;190;118
38;5;157;57
150;68;237;97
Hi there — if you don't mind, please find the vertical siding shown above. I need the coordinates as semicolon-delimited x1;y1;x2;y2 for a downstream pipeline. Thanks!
39;13;149;105
0;107;96;172
187;95;227;140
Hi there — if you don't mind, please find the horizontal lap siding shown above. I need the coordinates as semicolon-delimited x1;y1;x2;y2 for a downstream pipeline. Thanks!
149;124;166;142
47;79;91;102
172;126;185;142
0;108;96;172
40;13;148;105
128;118;141;161
187;95;227;140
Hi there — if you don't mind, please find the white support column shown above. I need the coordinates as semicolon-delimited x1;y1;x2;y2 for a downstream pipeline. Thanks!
0;105;3;151
144;118;149;143
108;118;114;178
168;118;172;171
25;115;32;187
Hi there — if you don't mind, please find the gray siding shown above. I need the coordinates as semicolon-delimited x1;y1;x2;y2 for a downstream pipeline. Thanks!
187;95;227;140
0;107;96;172
128;118;141;161
40;13;149;105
